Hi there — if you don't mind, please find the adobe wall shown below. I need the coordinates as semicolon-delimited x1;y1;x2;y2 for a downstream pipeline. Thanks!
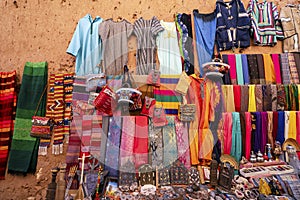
0;0;289;81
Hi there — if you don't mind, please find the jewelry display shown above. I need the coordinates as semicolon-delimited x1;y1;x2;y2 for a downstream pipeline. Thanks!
138;164;156;186
170;160;188;185
119;160;138;192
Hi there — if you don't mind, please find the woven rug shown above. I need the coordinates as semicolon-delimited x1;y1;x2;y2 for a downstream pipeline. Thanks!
0;71;17;179
8;62;48;173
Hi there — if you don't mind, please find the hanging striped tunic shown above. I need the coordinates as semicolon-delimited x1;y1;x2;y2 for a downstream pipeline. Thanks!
134;17;164;75
247;0;283;46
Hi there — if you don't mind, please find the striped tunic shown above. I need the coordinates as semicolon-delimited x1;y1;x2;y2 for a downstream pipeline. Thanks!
134;17;164;75
247;0;284;46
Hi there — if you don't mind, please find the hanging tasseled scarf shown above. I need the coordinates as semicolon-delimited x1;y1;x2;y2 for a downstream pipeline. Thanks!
148;119;163;168
174;117;191;169
119;116;135;166
104;117;121;177
162;116;178;166
0;71;17;179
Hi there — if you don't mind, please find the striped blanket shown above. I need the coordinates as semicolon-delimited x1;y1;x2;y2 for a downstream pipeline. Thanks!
153;75;182;115
0;71;17;179
8;62;48;173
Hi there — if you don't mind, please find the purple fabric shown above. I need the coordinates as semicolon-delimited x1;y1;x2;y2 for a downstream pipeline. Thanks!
260;112;268;153
254;112;261;153
104;117;121;177
241;54;250;84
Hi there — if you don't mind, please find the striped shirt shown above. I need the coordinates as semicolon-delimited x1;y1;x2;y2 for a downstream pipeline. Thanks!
247;0;284;46
134;17;164;75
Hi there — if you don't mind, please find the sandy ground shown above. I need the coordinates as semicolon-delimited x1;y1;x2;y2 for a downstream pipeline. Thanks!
0;0;290;199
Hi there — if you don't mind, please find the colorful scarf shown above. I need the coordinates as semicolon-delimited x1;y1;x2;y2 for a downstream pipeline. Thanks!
233;85;241;112
80;115;92;170
290;84;298;111
272;112;279;144
255;112;262;153
99;116;109;166
262;84;272;111
284;85;291;111
66;116;82;167
284;111;290;143
248;85;256;112
154;75;181;115
223;112;233;155
235;54;244;85
277;85;286;111
134;116;148;169
271;54;282;84
276;111;285;145
296;112;300;149
222;85;235;112
163;116;178;166
105;117;121;177
267;112;274;148
288;53;299;84
260;112;268;153
263;54;276;84
228;54;237;85
280;53;291;85
244;112;252;160
90;115;102;160
288;111;297;140
8;62;48;173
255;85;263;112
186;75;204;165
148;119;163;168
174;118;191;169
247;54;260;84
240;85;249;112
0;71;17;179
271;84;277;111
256;54;266;84
241;54;250;84
231;112;242;162
119;116;135;166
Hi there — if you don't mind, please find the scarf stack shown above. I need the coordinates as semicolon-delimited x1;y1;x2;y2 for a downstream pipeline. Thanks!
153;75;182;115
8;62;48;173
0;71;17;179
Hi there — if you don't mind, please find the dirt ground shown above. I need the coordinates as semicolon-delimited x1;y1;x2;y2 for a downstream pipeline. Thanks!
0;0;290;199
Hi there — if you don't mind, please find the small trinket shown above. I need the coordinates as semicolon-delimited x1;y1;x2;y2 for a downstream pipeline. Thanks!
257;150;264;163
250;151;257;163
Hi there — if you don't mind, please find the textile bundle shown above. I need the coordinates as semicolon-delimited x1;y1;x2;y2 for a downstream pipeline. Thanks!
8;62;48;173
0;71;17;179
154;75;182;115
220;111;300;162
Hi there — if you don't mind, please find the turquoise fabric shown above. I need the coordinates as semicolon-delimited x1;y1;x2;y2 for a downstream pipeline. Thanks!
231;112;242;162
67;14;103;76
235;54;244;85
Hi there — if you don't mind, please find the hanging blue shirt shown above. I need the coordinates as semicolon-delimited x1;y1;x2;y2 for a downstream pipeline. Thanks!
67;14;103;76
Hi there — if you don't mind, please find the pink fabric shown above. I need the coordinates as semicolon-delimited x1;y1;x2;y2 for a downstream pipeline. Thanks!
134;116;148;169
245;112;252;160
120;116;135;166
228;54;237;85
271;54;282;84
175;117;191;169
223;112;233;155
